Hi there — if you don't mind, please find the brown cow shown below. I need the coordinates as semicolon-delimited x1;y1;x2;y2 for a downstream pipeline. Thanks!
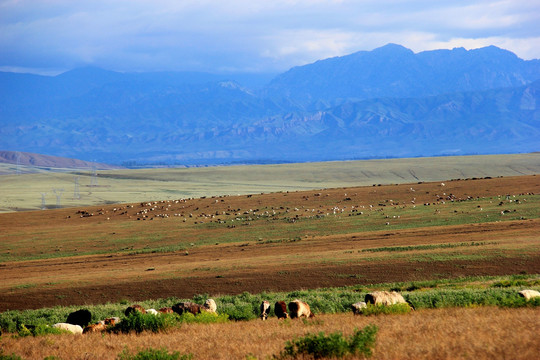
159;307;174;314
124;304;146;316
260;301;270;320
274;301;289;319
172;302;203;315
288;299;314;319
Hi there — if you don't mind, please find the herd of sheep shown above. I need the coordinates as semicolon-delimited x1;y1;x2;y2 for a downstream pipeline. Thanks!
50;289;540;335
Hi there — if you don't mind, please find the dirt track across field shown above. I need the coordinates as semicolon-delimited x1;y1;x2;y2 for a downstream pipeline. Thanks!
1;175;539;311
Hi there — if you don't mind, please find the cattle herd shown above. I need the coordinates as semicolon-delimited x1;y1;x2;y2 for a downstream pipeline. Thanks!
50;289;540;335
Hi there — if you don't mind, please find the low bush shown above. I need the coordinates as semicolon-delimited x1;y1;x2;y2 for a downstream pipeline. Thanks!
175;311;229;324
113;313;178;334
16;323;64;337
117;347;193;360
276;324;378;359
359;303;412;316
0;350;23;360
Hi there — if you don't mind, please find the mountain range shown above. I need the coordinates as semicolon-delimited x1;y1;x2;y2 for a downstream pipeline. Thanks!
1;44;539;166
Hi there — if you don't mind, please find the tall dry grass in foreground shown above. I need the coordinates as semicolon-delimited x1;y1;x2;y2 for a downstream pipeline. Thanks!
1;307;538;359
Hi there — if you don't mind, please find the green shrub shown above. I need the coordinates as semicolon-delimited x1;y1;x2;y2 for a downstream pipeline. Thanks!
16;323;64;337
498;296;540;308
176;311;229;324
359;303;412;316
113;313;177;334
117;347;193;360
491;279;528;288
277;324;378;359
0;350;23;360
219;303;258;321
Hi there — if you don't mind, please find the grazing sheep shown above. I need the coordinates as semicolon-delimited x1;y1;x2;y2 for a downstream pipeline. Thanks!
83;321;107;334
146;308;159;315
66;309;92;328
518;289;540;300
204;299;217;313
365;291;407;306
104;317;120;326
172;302;203;316
288;299;314;319
124;304;146;316
274;301;289;319
351;301;367;315
53;323;83;334
260;300;270;320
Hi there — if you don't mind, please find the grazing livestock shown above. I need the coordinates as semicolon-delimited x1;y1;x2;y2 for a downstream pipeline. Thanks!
365;291;407;306
172;302;203;316
204;299;217;313
66;309;92;328
518;289;540;300
146;308;159;315
288;300;314;319
124;304;146;316
351;301;367;315
274;301;289;319
104;317;120;326
260;301;270;320
159;307;174;314
53;323;83;335
83;321;107;334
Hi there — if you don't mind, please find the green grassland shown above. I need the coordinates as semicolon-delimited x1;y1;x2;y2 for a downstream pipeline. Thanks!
1;153;539;212
1;192;538;263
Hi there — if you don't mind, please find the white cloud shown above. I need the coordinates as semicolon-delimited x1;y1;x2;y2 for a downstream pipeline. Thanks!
0;0;539;74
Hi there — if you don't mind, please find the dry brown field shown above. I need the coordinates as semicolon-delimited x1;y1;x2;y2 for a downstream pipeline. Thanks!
1;174;539;311
1;307;539;360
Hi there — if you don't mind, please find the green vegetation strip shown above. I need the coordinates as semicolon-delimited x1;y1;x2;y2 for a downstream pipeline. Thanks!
362;241;495;253
1;275;539;334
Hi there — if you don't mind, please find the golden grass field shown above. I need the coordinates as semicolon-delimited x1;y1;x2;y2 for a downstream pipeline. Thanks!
1;308;539;360
0;155;539;359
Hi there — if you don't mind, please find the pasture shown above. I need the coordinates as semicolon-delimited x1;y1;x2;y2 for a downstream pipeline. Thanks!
0;157;539;359
1;153;539;213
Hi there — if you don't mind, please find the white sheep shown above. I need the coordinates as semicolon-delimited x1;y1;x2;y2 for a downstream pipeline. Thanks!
53;323;83;334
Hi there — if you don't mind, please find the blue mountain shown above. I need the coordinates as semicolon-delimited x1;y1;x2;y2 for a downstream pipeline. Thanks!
1;44;539;166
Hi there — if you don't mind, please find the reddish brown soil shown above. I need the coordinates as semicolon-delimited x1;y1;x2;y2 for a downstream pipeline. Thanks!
1;175;539;311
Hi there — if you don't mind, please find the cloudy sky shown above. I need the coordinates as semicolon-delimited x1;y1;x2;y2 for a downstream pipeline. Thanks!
1;0;539;75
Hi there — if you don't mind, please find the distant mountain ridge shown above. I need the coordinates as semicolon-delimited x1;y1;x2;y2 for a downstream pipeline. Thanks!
1;44;539;166
0;151;123;170
265;44;540;109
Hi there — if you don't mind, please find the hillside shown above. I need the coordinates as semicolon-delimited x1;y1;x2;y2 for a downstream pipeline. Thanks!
0;151;122;171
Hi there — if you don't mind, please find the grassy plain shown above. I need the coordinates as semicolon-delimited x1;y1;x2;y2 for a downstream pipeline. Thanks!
0;173;539;311
0;157;539;359
1;153;539;212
